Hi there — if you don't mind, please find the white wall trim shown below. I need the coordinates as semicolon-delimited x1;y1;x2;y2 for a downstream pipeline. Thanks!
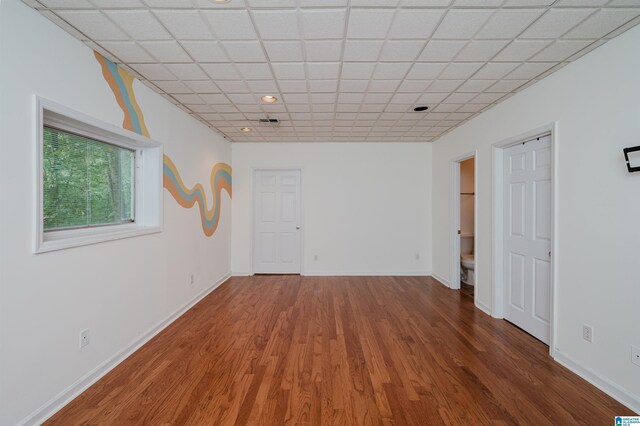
475;300;492;316
431;272;450;288
554;351;640;415
302;271;432;277
19;272;232;426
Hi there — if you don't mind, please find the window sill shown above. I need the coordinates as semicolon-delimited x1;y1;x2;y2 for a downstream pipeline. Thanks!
35;225;162;254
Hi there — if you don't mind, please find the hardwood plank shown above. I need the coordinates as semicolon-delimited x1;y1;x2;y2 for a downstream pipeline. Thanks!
46;276;634;425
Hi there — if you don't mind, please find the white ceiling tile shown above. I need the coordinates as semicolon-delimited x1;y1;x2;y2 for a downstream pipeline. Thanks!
201;93;230;104
338;93;364;103
154;80;192;94
184;80;220;93
566;39;606;61
439;62;483;79
473;62;520;79
202;10;258;40
309;80;338;92
417;41;467;62
283;93;310;104
264;41;304;62
271;62;306;79
563;9;640;39
379;40;425;62
372;62;412;79
432;9;494;39
304;41;343;62
347;9;395;39
341;62;376;79
505;62;555;79
130;63;175;80
418;93;449;104
40;11;89;40
343;40;384;61
454;40;509;61
470;92;505;103
368;80;401;92
457;103;488;112
153;11;212;40
432;103;461;113
236;63;273;79
222;41;267;62
226;93;257;104
502;0;554;5
300;0;348;6
520;9;595;39
252;10;300;39
164;63;208;80
390;93;420;104
493;40;552;61
307;62;341;79
554;0;607;5
246;0;296;6
181;41;228;62
388;9;445;39
397;80;433;92
104;11;171;40
301;9;347;39
278;80;309;92
475;9;545;40
530;40;592;61
456;79;496;92
429;80;465;92
487;79;528;92
38;0;92;7
339;79;370;92
56;11;129;40
246;80;279;92
310;93;337;103
101;41;155;62
363;93;393;103
406;62;448;79
201;63;242;80
173;93;205;104
139;41;192;62
351;0;400;5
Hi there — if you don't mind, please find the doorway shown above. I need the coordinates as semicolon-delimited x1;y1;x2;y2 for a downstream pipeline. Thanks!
492;125;556;349
253;169;302;274
450;152;478;303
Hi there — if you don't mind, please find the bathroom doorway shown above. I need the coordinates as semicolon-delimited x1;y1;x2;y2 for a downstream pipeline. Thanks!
450;152;477;302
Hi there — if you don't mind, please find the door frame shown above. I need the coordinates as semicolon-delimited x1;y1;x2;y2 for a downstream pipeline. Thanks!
450;151;478;305
251;167;304;276
491;123;557;356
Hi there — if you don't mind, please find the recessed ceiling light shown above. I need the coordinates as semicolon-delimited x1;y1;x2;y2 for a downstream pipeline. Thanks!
240;127;253;132
413;106;429;112
261;95;278;104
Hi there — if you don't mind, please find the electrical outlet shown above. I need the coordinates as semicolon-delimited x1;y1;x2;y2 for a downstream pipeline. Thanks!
314;254;318;261
632;346;640;367
582;324;593;343
79;329;90;348
190;274;194;285
415;253;420;260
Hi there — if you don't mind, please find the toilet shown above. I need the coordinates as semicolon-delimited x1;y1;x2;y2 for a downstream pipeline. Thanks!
460;235;475;286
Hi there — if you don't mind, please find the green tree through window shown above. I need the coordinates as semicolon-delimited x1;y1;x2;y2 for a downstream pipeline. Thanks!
43;126;134;231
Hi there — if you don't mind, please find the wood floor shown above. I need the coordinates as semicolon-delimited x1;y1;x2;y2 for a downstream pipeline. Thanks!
47;276;631;425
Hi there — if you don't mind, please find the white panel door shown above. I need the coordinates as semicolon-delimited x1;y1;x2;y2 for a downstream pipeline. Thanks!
503;136;552;344
253;170;301;274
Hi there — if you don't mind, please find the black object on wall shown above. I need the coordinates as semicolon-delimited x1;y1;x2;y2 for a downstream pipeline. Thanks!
623;146;640;173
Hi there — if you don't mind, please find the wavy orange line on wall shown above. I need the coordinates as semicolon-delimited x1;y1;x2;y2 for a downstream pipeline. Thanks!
93;51;232;237
163;155;232;237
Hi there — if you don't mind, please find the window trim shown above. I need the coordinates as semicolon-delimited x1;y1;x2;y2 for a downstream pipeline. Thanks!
34;96;163;253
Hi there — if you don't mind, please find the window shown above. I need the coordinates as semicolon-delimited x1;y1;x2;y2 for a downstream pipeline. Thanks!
43;127;135;231
35;98;162;253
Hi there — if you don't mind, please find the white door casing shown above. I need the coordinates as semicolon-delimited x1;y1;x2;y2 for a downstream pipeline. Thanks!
503;136;552;344
253;170;302;274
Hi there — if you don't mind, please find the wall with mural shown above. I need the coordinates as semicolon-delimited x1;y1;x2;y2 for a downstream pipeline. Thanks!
94;52;232;237
0;2;232;425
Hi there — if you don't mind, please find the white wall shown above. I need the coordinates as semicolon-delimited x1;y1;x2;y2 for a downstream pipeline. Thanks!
432;24;640;410
0;2;232;425
232;143;432;276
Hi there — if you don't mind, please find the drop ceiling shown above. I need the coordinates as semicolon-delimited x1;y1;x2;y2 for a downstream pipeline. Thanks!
22;0;640;143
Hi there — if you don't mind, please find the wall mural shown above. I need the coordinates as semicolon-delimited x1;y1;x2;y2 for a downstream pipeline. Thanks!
94;52;232;237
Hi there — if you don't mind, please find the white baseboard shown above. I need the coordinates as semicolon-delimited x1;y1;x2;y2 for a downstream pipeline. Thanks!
302;271;432;277
231;271;252;276
475;300;492;316
20;272;232;426
431;272;450;288
553;351;640;414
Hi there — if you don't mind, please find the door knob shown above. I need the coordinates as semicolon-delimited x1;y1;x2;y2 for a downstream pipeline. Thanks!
296;226;301;230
